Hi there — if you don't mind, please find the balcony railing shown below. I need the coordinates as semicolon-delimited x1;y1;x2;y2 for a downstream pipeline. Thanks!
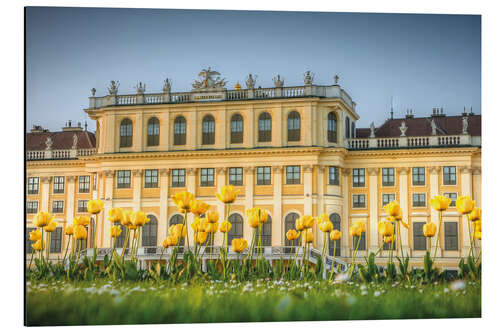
346;134;477;150
88;84;356;110
26;148;97;161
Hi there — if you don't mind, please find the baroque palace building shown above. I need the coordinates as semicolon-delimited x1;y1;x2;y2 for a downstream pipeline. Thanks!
26;69;481;271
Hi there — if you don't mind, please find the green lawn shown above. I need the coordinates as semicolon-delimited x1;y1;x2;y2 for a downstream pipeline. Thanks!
26;278;481;325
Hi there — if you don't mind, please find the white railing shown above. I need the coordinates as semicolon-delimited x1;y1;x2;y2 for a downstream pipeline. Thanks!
171;93;191;103
26;150;45;160
347;134;474;150
145;94;164;104
117;95;137;105
78;148;96;156
283;86;304;97
52;150;71;159
226;89;248;100
27;148;96;160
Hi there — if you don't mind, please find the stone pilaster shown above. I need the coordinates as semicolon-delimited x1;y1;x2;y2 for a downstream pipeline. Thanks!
303;164;314;216
341;168;350;256
65;176;76;226
460;166;473;256
132;169;142;211
243;167;255;241
215;167;227;244
429;166;441;256
272;166;283;245
368;168;379;253
186;168;197;195
159;169;170;238
40;176;51;212
397;167;410;255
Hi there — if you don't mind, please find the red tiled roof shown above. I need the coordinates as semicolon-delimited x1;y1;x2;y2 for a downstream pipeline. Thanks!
26;130;96;151
356;114;481;138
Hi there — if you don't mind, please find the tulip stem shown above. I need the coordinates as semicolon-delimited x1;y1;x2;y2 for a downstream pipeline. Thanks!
182;211;189;252
29;249;35;270
93;213;98;251
467;215;475;258
329;240;337;281
397;220;403;258
432;211;443;262
120;227;130;261
62;235;71;264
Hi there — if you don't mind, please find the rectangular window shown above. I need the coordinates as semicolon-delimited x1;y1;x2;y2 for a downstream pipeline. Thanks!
26;227;36;254
382;168;395;186
50;227;63;253
256;167;271;185
352;168;365;187
329;167;339;185
77;200;88;213
228;167;243;186
27;201;38;214
382;193;396;206
171;169;186;187
53;176;65;194
443;166;457;185
412;167;425;186
117;170;131;189
286;166;301;185
444;222;459;250
144;169;158;188
52;200;64;213
200;168;215;187
28;177;39;195
78;175;90;193
444;192;458;207
412;193;426;207
413;222;427;251
353;233;366;251
353;194;366;208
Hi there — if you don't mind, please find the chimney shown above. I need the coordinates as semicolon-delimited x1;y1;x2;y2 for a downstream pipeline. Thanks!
469;107;474;116
405;109;414;119
84;121;88;131
431;107;445;117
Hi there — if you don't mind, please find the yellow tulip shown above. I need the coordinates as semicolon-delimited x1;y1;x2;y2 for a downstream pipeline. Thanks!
317;213;330;224
456;195;475;215
169;224;187;238
216;185;240;204
352;220;366;233
195;231;209;244
128;224;138;231
319;220;333;233
468;207;481;222
423;222;437;237
191;217;202;232
430;195;451;211
231;238;248;253
204;221;219;234
384;235;395;244
64;225;74;236
295;217;305;231
131;211;150;227
171;191;195;213
74;225;88;240
302;229;313;243
162;238;170;249
29;229;42;241
378;221;394;237
74;215;90;226
349;225;362;237
383;201;403;219
110;225;122;238
248;213;260;228
219;220;232;233
330;230;341;241
189;200;211;216
108;207;124;224
121;210;133;226
474;230;481;240
44;220;58;233
473;220;481;232
32;239;45;251
33;211;53;228
165;235;179;247
400;220;409;229
300;215;315;229
206;210;219;223
87;199;104;214
286;229;300;241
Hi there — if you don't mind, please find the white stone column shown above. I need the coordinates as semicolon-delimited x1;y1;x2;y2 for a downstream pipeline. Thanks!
106;113;116;153
135;113;144;152
317;166;325;249
272;166;283;245
368;168;379;253
215;167;227;245
65;176;76;223
40;176;51;212
160;111;169;151
103;170;115;247
246;107;255;148
397;167;410;255
304;105;312;146
304;165;313;215
243;167;255;242
341;168;350;256
429;166;441;256
186;168;197;247
159;169;170;238
460;166;473;256
275;107;283;147
132;170;142;211
189;112;198;150
218;108;227;149
472;167;481;207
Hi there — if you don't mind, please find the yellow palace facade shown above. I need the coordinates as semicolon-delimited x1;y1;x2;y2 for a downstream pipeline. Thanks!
26;69;481;271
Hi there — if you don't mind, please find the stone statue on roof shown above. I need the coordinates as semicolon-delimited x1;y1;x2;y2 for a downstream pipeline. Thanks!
399;121;407;137
430;118;437;136
273;74;284;88
163;78;172;93
72;133;78;149
369;122;376;138
304;71;314;85
462;116;468;134
135;82;146;94
246;74;257;89
45;136;53;150
108;80;119;95
192;67;227;91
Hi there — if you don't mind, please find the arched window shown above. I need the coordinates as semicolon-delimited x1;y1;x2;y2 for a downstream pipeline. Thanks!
287;111;301;142
328;213;341;256
284;213;301;247
345;117;350;139
120;118;133;147
142;214;158;253
351;122;355;138
147;117;160;146
173;116;186;145
169;214;185;246
202;115;215;145
327;112;337;143
115;224;128;249
227;213;244;246
262;215;272;246
230;114;243;144
258;112;272;142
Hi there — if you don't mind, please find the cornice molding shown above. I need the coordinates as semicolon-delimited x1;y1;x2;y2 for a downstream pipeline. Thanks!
104;170;115;177
367;167;379;176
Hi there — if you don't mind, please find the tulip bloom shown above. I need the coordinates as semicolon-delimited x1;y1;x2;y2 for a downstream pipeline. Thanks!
352;220;366;233
121;210;133;226
474;230;482;240
383;201;403;219
423;222;437;237
87;200;104;214
64;225;74;235
110;225;122;238
219;220;232;233
384;235;395;244
108;207;124;224
191;217;202;232
33;211;53;228
216;185;240;204
246;207;268;228
295;217;305;231
74;215;90;226
330;230;341;241
206;210;220;223
131;211;150;227
286;229;300;241
165;235;179;247
301;215;315;229
169;224;187;238
319;220;333;233
456;196;475;215
378;221;394;237
231;238;248;253
162;238;170;249
74;225;88;240
29;229;42;241
430;195;451;211
203;221;219;234
195;231;209;244
349;225;362;237
32;239;45;251
473;220;481;232
302;229;314;243
171;191;195;213
44;220;58;233
189;200;211;216
468;207;481;221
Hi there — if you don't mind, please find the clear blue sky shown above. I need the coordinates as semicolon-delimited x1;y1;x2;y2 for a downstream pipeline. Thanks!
26;7;481;132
